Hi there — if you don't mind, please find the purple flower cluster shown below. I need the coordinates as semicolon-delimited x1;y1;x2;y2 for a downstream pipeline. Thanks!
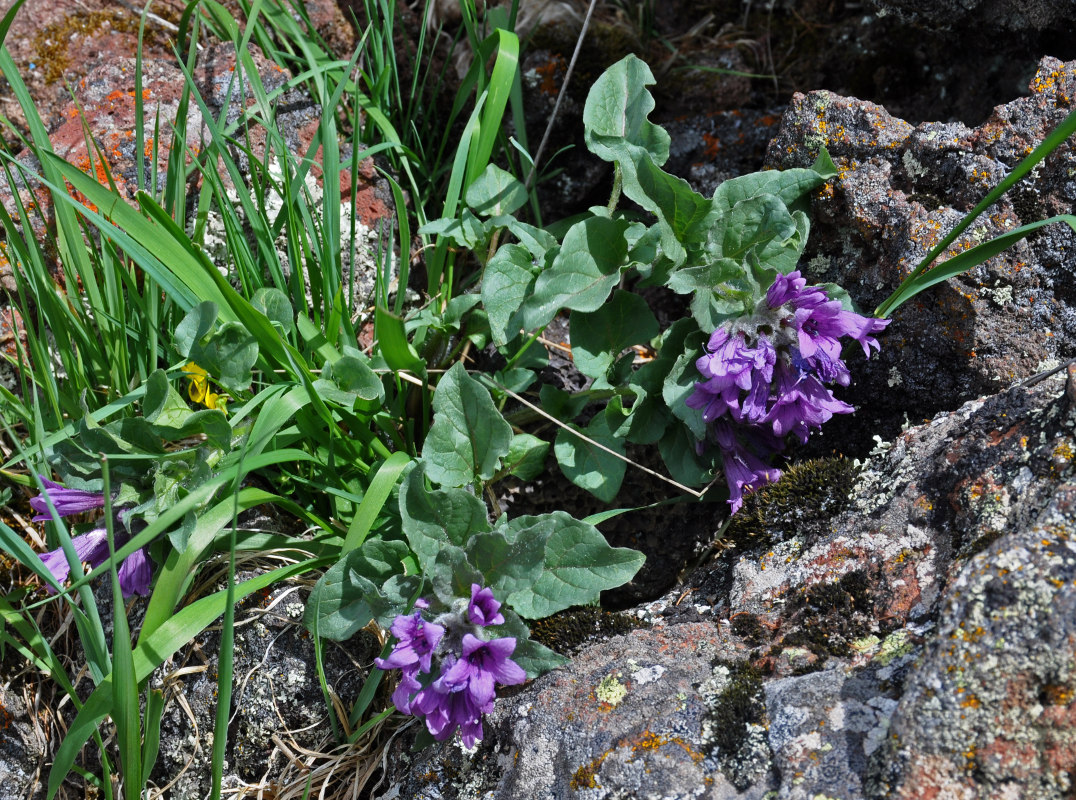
376;584;525;747
687;271;888;511
32;476;151;598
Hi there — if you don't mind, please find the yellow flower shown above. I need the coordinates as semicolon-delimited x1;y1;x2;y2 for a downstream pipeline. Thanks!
182;363;226;411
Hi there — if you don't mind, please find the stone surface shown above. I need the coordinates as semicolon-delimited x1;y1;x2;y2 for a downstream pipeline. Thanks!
379;364;1076;798
0;4;396;313
865;0;1076;32
0;0;356;134
765;56;1076;456
149;581;379;798
0;683;46;800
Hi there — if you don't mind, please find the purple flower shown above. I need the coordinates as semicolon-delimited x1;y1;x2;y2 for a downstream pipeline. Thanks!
413;679;487;747
467;583;505;627
375;611;445;675
711;420;784;513
38;516;152;598
438;634;526;707
389;667;423;715
30;476;105;522
33;478;152;598
688;271;889;511
377;589;527;747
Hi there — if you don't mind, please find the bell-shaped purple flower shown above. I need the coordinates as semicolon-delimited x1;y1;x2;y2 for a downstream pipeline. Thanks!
691;271;889;511
30;477;105;522
711;420;783;513
763;360;854;444
438;634;526;708
389;667;424;716
413;679;487;747
36;493;152;599
467;584;505;627
375;610;445;675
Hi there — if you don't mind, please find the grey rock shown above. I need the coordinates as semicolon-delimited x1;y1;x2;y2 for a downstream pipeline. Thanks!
864;0;1076;33
765;56;1076;454
149;582;378;797
381;360;1076;798
0;684;46;800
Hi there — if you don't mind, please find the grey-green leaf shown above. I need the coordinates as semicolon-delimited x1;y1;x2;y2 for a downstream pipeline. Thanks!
712;151;836;216
662;330;708;440
583;54;670;167
326;355;385;414
553;413;626;503
251;288;294;335
507;510;645;619
399;463;491;569
658;423;714;487
522;216;629;331
493;608;569;676
466;530;545;599
174;301;218;359
198;321;258;394
482;244;538;346
302;539;412;641
430;545;485;607
501;433;550;481
424;362;513;486
570;289;659;380
465;164;529;217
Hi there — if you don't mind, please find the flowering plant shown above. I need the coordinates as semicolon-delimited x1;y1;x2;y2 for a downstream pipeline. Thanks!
376;586;526;746
32;477;151;597
424;55;888;510
687;271;888;510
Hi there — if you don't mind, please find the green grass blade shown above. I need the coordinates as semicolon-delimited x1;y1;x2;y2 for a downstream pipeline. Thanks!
342;451;411;553
877;214;1076;313
101;461;142;800
467;29;519;187
876;106;1076;317
0;0;27;49
140;688;165;788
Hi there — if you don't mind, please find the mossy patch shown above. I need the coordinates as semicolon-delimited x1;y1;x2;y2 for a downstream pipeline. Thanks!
775;570;875;666
701;660;772;790
529;605;645;656
33;11;142;84
724;457;858;549
730;613;767;647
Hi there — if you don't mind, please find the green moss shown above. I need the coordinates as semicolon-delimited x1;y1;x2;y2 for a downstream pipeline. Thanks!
34;10;142;85
703;660;771;789
724;457;859;548
958;528;1006;560
730;613;766;647
778;570;875;663
705;661;765;755
529;606;645;656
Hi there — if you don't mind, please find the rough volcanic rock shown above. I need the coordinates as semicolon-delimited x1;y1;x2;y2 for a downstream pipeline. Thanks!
765;55;1076;457
378;364;1076;798
149;581;379;798
865;0;1076;33
0;683;46;800
0;0;356;134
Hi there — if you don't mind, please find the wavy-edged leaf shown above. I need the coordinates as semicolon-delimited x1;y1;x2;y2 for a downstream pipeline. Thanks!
424;362;512;485
507;511;645;619
399;463;491;568
522;216;630;330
